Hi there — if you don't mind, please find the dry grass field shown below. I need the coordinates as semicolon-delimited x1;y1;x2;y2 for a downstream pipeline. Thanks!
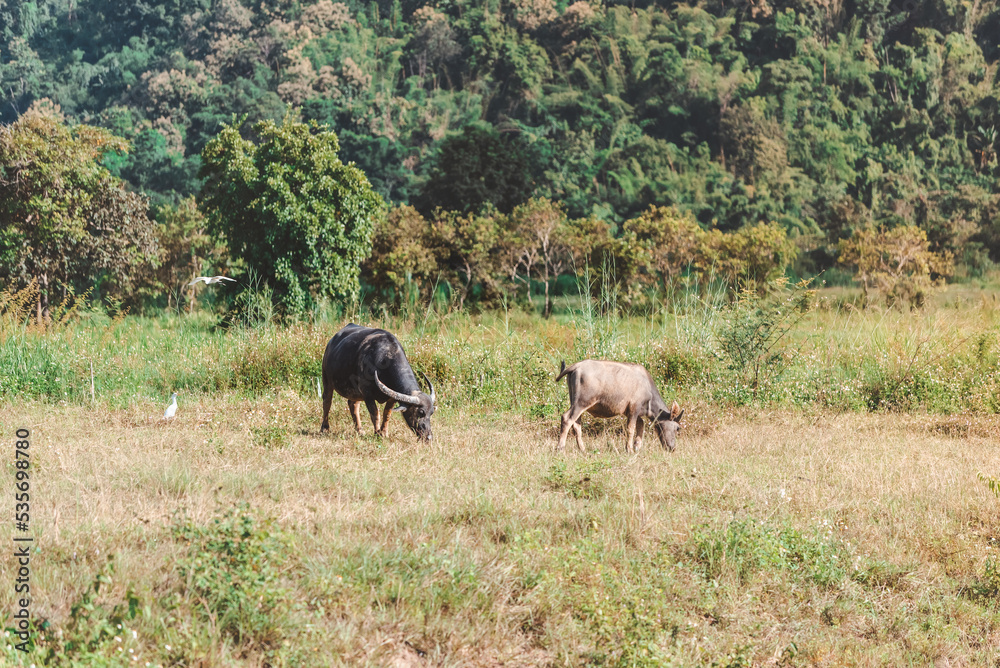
3;394;1000;666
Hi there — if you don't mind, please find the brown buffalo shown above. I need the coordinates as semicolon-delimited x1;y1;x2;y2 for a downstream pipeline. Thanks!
556;359;684;453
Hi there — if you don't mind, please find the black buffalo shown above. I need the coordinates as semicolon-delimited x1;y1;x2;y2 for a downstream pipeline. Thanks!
320;324;436;440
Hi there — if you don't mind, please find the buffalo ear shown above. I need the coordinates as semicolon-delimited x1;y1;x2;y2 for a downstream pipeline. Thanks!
392;404;407;413
670;401;683;421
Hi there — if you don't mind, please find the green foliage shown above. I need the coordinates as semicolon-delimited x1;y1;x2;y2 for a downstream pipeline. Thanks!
417;123;537;215
251;424;291;449
689;519;849;587
2;279;998;414
715;279;814;402
711;647;754;668
152;197;228;312
362;205;438;304
608;210;797;306
171;504;290;656
979;472;1000;499
839;225;955;308
225;275;277;330
0;104;158;316
5;560;142;666
360;203;798;311
199;115;384;312
969;558;1000;603
429;208;501;310
229;325;322;395
4;0;1000;286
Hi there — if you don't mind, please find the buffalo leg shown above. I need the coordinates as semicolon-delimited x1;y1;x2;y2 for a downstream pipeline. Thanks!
572;422;584;451
634;418;645;453
558;405;589;452
377;401;393;436
364;399;381;434
320;379;335;433
625;414;639;453
348;400;363;433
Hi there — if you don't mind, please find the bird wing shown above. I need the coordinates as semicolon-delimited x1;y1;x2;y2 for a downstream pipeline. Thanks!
187;277;208;286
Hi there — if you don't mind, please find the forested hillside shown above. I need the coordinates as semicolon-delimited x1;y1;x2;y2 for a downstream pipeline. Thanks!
3;0;1000;279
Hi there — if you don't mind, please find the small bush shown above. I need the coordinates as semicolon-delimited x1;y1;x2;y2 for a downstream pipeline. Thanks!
251;425;291;449
171;504;290;657
5;561;142;666
715;279;814;403
230;326;323;395
968;558;1000;602
689;519;847;587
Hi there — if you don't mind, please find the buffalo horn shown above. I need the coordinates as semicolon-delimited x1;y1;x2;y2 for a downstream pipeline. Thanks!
374;371;420;405
421;371;436;405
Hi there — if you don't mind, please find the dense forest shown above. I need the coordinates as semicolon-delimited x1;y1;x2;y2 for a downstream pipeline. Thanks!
2;0;1000;311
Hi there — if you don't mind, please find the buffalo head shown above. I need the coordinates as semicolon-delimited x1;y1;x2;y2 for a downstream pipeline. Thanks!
652;401;684;452
375;371;436;441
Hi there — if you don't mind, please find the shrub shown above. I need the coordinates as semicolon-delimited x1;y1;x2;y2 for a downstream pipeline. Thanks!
689;519;848;587
715;278;814;402
4;561;142;666
838;225;954;308
171;504;290;656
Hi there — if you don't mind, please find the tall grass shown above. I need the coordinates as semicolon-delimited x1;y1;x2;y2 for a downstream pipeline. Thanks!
2;280;999;415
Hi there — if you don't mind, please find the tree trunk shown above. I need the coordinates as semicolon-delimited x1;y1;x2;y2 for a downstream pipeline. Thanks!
188;255;199;314
459;259;472;311
37;273;50;324
543;263;552;319
524;259;533;305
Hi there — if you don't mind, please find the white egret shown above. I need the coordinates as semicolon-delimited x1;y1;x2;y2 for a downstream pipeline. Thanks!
188;276;236;287
163;392;178;420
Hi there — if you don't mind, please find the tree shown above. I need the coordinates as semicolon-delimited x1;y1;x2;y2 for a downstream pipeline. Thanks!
619;206;704;293
417;124;536;216
198;116;385;312
496;208;538;306
429;209;500;310
73;182;160;306
700;223;798;291
838;225;954;308
508;198;571;317
0;103;158;320
362;205;438;303
153;198;228;312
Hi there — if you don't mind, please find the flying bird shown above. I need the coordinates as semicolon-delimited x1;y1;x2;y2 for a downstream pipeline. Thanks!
163;392;178;420
188;276;236;287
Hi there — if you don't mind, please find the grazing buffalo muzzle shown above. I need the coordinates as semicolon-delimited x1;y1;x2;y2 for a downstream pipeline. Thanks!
320;324;437;441
556;359;684;453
